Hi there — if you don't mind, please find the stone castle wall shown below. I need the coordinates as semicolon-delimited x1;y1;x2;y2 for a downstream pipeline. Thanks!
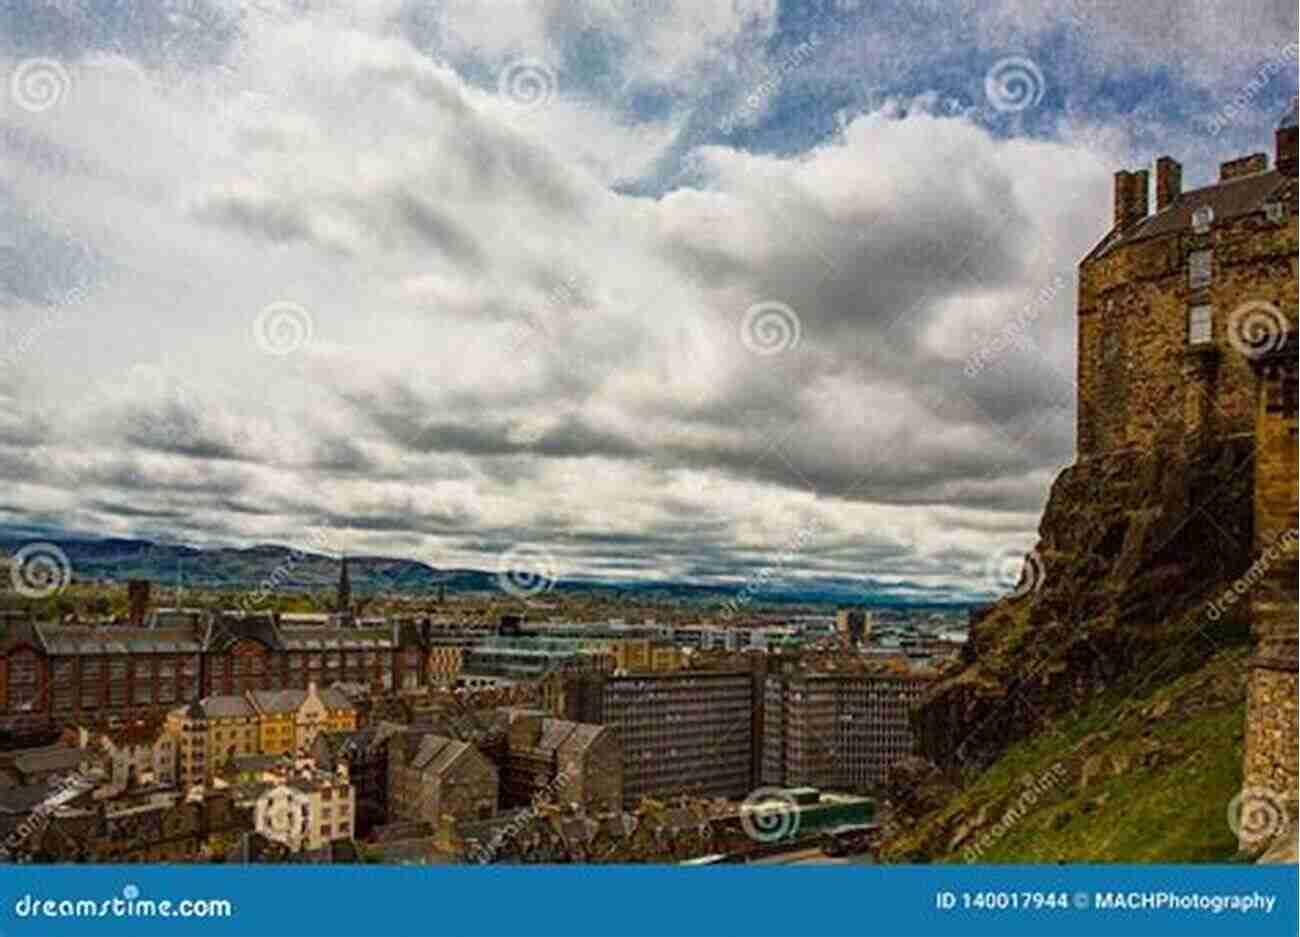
1077;201;1297;459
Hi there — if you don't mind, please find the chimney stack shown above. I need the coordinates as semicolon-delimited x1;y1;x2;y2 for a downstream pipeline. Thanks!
1277;96;1298;178
1220;153;1268;182
1155;156;1182;212
1113;169;1149;229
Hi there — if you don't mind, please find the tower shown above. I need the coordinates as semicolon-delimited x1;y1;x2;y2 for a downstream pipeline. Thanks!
337;556;352;617
1240;330;1298;853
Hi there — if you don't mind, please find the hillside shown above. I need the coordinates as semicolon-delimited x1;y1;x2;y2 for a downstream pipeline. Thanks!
881;646;1249;862
880;439;1270;862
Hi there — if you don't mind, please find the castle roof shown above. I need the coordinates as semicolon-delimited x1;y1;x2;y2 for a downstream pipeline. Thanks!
1090;168;1289;259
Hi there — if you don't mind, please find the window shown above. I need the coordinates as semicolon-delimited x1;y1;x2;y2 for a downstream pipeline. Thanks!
1188;250;1212;288
1188;305;1213;345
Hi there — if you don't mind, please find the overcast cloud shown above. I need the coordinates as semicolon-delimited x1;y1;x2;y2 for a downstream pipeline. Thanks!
0;0;1295;600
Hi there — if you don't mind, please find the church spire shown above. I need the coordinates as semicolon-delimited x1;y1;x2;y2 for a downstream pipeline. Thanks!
337;555;352;617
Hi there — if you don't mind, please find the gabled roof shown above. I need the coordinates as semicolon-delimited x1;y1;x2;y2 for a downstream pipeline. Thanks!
1087;169;1290;261
196;695;256;719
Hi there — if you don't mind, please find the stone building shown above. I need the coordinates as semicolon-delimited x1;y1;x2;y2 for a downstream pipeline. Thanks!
75;718;176;794
1078;104;1297;458
495;708;622;812
387;731;499;828
1242;326;1298;847
1076;102;1298;850
311;722;408;838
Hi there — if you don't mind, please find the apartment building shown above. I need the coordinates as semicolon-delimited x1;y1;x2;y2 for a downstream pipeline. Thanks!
165;682;357;786
554;671;760;807
762;672;931;792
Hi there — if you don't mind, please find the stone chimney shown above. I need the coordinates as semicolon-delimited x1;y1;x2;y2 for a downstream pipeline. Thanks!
1113;169;1149;229
1154;156;1182;212
1220;153;1268;182
1277;97;1298;178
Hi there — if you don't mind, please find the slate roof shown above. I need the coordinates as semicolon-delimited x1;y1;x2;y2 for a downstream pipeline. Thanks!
196;695;256;719
1089;168;1291;260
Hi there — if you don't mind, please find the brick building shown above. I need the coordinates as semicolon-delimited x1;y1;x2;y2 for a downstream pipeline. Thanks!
0;610;432;738
1078;106;1297;458
761;672;930;793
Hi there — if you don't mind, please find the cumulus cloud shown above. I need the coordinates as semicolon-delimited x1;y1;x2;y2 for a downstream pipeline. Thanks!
0;1;1293;599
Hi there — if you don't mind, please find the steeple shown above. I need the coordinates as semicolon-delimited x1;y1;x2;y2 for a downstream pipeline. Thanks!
337;555;352;616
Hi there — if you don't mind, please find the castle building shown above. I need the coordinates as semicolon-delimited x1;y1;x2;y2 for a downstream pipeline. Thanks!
1078;104;1297;458
1243;325;1298;844
1079;101;1297;850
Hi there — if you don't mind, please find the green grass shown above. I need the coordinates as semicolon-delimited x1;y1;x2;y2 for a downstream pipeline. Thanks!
883;647;1249;863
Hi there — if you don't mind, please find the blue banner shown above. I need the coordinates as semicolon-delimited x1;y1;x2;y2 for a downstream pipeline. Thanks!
1;864;1295;937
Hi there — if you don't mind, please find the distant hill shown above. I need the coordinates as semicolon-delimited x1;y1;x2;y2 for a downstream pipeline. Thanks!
0;528;982;609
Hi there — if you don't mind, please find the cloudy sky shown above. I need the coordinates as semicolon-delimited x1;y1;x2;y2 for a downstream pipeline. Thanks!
0;0;1295;602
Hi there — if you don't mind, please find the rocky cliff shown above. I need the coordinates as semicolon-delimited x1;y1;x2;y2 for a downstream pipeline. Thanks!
881;437;1266;860
913;437;1255;782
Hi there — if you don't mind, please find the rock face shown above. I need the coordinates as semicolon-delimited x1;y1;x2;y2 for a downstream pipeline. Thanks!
915;438;1254;777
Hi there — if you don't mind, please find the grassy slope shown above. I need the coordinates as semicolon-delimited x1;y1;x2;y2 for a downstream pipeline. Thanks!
883;646;1249;863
